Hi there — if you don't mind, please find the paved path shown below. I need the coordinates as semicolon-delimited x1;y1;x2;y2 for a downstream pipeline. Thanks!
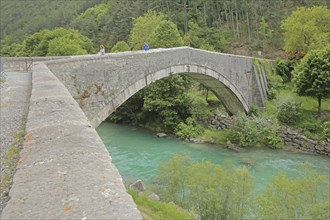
0;71;32;214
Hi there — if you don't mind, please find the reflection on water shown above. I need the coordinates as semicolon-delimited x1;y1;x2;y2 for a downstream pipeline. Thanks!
97;122;330;190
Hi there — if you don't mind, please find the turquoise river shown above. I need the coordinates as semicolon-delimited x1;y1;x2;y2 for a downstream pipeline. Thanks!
97;122;330;191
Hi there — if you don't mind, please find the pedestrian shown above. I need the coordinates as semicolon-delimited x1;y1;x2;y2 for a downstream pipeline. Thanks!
99;45;105;55
143;42;149;51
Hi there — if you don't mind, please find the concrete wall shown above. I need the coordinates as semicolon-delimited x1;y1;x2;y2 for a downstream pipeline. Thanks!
46;47;267;127
1;62;142;219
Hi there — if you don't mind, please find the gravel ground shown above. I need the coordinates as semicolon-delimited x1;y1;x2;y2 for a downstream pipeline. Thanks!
0;71;32;214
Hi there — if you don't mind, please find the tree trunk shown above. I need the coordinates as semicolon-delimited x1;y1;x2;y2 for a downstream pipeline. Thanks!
230;9;236;40
166;0;171;21
234;0;240;41
182;0;188;34
206;89;209;102
246;7;251;41
203;1;207;27
224;3;229;28
318;95;322;116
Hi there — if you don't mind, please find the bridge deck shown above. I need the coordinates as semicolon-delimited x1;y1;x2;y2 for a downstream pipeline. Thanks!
1;63;142;219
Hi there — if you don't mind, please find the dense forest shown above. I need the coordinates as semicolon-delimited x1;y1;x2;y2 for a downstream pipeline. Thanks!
1;0;329;57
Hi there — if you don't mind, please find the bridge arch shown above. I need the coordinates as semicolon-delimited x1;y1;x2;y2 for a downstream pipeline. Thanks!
91;64;249;128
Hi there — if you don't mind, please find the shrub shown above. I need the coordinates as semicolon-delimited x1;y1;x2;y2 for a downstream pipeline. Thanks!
276;98;302;125
247;104;260;117
111;41;130;53
321;121;330;140
273;58;294;83
228;114;282;148
175;117;204;140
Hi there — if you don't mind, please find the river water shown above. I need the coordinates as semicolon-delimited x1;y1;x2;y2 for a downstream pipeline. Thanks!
97;122;330;191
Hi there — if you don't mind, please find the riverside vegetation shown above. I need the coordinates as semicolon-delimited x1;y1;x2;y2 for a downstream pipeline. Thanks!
1;1;329;219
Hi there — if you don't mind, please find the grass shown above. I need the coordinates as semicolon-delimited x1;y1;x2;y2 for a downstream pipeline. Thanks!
0;129;25;197
128;190;194;219
200;128;229;145
262;83;330;140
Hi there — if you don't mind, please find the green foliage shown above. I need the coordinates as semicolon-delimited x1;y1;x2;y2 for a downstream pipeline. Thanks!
70;3;108;46
200;129;229;145
108;90;145;125
228;114;282;148
156;153;193;207
101;0;146;47
129;11;165;50
175;117;204;140
274;58;295;83
263;83;330;140
110;41;130;53
257;166;330;219
281;6;330;53
0;39;23;57
258;17;273;51
128;190;194;219
0;0;100;42
17;28;93;56
293;46;330;114
0;129;25;198
155;154;254;219
149;20;184;48
276;97;303;125
155;154;329;219
247;104;260;117
143;75;192;132
321;121;330;140
184;22;230;52
253;58;282;93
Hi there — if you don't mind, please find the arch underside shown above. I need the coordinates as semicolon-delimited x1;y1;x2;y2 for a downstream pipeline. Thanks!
92;64;249;128
181;73;246;115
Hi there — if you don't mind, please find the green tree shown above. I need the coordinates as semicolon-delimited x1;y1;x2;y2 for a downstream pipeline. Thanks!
129;11;165;50
258;17;273;52
188;161;223;219
276;97;303;125
281;6;330;54
142;75;192;132
228;114;282;148
293;46;330;115
18;28;93;56
274;58;295;82
257;166;330;219
47;35;90;56
156;153;193;207
149;20;184;48
70;3;108;46
110;41;130;53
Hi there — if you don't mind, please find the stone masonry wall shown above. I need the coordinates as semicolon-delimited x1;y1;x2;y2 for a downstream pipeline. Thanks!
205;111;330;156
46;47;267;127
1;62;142;219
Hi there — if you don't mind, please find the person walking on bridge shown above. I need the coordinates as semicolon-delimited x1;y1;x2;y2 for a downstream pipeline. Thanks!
99;45;105;55
143;42;149;51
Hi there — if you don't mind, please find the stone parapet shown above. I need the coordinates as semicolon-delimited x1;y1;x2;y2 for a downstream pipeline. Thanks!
1;62;142;219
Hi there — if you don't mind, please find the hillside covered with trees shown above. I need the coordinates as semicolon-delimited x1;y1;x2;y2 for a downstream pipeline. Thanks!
1;0;329;145
1;0;329;57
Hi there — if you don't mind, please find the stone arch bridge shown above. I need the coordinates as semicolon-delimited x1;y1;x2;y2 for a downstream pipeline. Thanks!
47;47;269;127
1;47;269;219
